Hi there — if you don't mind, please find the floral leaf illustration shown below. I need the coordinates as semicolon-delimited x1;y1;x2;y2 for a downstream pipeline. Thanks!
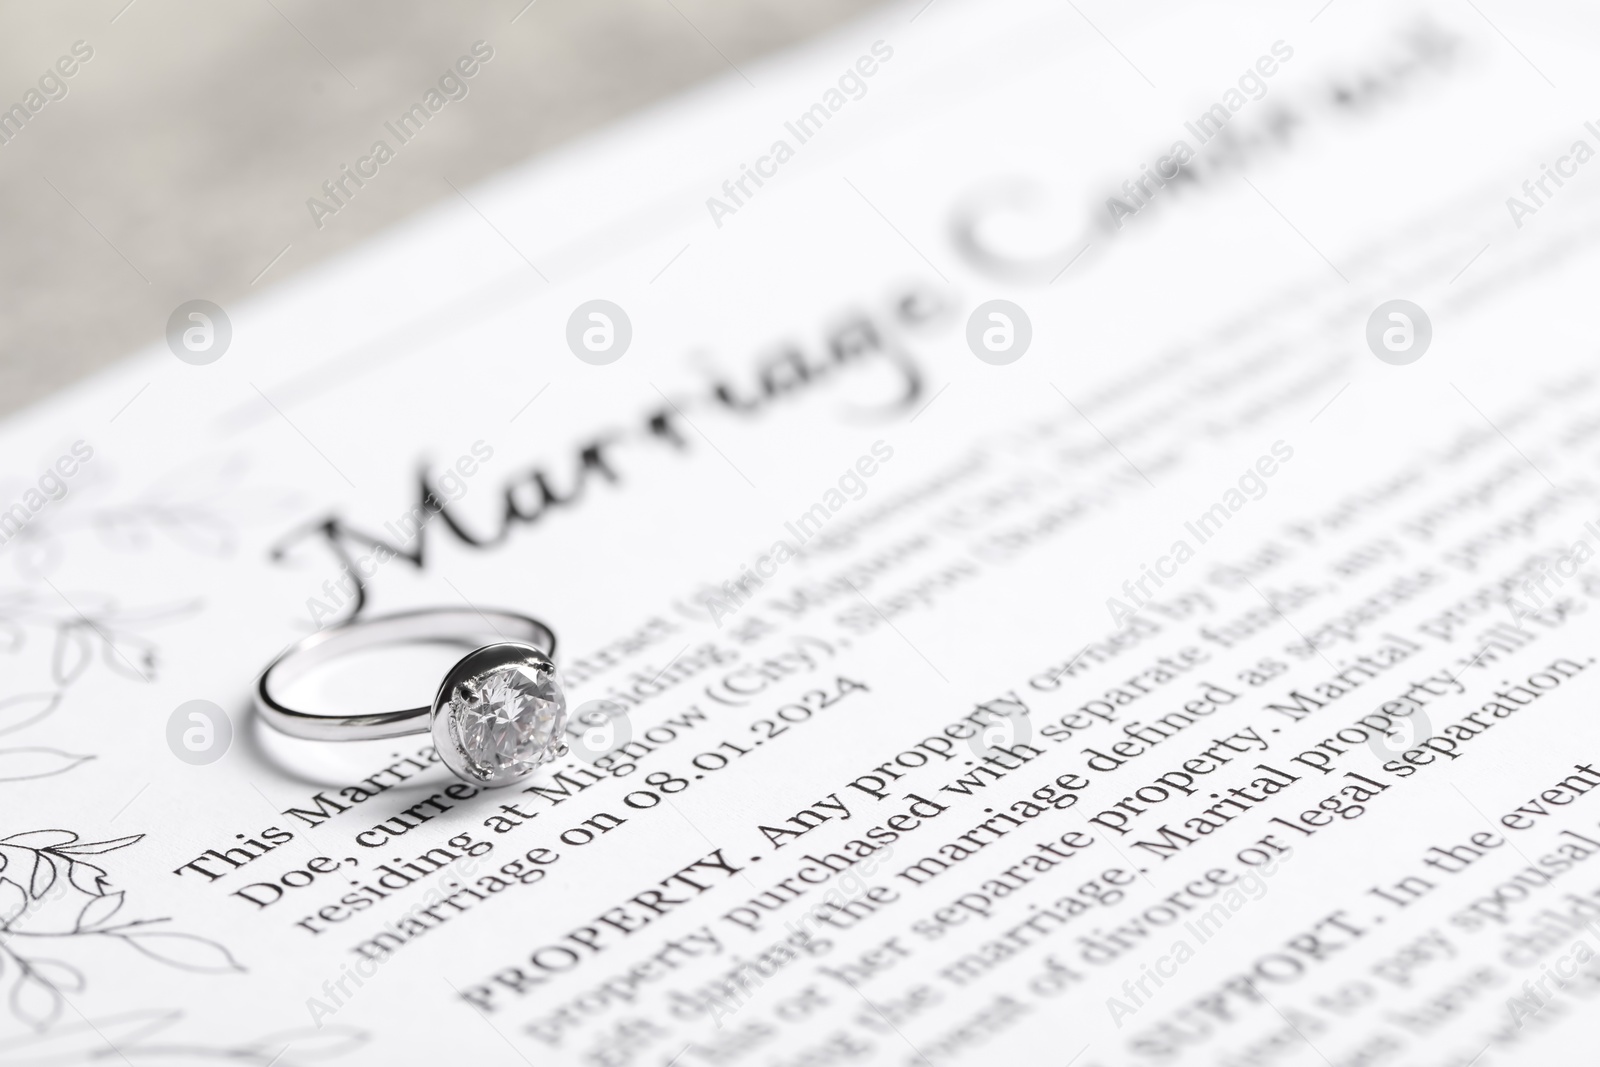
242;1026;369;1060
76;891;124;931
154;509;234;556
99;598;204;627
54;833;143;856
0;748;93;783
0;878;25;924
29;854;56;899
26;957;84;994
0;848;37;893
0;693;59;738
0;1008;180;1058
92;509;160;552
2;830;77;848
101;631;159;682
10;538;62;579
116;932;245;974
9;967;63;1031
0;830;247;1030
65;858;110;896
51;624;93;686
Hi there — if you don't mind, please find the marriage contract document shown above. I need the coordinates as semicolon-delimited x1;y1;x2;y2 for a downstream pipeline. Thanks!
4;1;1600;1065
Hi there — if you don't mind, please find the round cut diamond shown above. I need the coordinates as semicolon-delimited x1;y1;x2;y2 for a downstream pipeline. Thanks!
451;660;565;781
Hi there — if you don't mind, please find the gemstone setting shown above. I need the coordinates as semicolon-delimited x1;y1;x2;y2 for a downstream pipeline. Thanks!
431;643;567;786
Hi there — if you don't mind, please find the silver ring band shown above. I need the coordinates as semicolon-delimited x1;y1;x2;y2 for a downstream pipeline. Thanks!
256;608;557;742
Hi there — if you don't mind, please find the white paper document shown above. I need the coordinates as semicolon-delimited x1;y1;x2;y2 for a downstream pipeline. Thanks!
5;2;1600;1064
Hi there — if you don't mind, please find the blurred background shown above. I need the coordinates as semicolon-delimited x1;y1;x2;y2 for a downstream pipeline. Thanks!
0;0;885;415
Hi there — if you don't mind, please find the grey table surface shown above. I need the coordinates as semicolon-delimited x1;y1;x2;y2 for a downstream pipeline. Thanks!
0;0;885;417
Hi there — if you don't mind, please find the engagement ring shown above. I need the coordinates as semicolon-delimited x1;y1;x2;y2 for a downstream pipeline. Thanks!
256;608;567;787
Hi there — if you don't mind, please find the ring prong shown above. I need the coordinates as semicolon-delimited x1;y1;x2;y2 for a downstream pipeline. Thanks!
455;681;477;704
